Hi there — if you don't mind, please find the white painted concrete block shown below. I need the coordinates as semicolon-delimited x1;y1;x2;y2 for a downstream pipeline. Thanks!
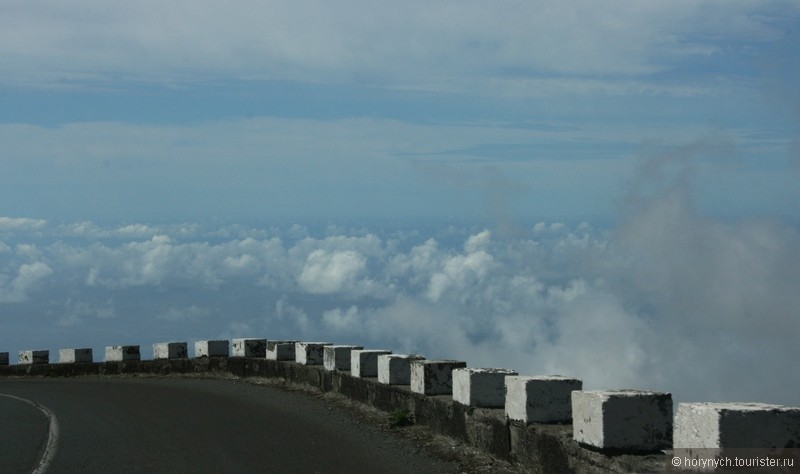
323;345;363;371
266;340;298;361
231;338;267;358
18;350;49;365
505;375;582;423
194;340;229;357
59;348;93;364
351;350;392;378
295;342;332;365
105;345;140;362
410;360;467;396
572;390;672;451
452;368;519;408
674;402;800;449
153;342;188;360
0;352;8;366
378;354;426;385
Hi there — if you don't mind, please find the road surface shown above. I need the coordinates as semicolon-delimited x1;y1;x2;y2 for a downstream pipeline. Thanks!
0;377;458;473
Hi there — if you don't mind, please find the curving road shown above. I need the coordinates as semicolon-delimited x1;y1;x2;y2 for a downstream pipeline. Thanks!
0;377;456;473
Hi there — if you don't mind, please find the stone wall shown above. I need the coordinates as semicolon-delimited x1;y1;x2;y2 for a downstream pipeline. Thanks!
1;341;798;473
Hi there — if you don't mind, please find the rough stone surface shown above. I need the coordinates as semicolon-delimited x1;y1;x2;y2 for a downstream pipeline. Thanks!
410;360;467;395
105;345;140;362
266;340;298;361
19;350;49;365
674;402;800;449
351;350;392;378
295;342;332;365
194;340;229;358
323;345;363;371
153;342;188;360
377;354;425;385
572;390;672;452
508;420;667;473
452;368;519;408
231;338;267;358
505;375;582;423
0;352;7;366
59;348;93;364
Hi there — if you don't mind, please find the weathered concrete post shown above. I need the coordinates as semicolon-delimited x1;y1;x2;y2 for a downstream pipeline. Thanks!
295;342;332;365
59;348;93;363
505;375;582;423
105;345;140;362
377;354;425;385
452;368;518;408
266;340;298;361
195;340;229;357
572;390;673;452
323;345;363;371
674;402;800;450
351;350;392;378
410;360;467;396
19;350;49;365
153;342;188;360
231;338;267;358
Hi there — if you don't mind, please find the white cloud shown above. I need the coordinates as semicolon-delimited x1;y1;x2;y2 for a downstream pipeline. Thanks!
1;1;795;95
270;296;311;335
0;216;47;230
158;305;211;322
297;249;366;295
427;249;495;303
223;321;256;340
120;235;175;286
607;189;800;402
537;285;658;390
57;299;117;327
322;305;360;331
223;254;258;272
14;244;42;259
0;262;53;303
51;233;289;290
0;207;798;405
464;229;490;253
59;221;107;239
115;223;160;238
532;221;566;235
387;238;441;286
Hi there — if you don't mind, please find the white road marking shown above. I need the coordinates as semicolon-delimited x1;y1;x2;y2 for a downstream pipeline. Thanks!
0;393;59;474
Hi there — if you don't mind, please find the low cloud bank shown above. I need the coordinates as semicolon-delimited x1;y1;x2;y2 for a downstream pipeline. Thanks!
1;193;798;405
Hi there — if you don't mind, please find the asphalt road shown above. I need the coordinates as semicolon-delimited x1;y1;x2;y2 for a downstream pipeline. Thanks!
0;377;457;473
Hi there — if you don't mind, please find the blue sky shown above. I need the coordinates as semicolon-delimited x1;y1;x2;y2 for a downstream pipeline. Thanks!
1;2;800;406
1;1;798;223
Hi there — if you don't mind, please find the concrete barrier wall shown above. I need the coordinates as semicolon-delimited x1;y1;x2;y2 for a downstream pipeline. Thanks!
2;339;798;473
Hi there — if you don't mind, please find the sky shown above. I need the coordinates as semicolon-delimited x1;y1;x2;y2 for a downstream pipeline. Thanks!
1;1;799;406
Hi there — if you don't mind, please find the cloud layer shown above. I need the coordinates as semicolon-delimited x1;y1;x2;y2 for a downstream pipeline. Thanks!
2;1;797;94
2;184;798;405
